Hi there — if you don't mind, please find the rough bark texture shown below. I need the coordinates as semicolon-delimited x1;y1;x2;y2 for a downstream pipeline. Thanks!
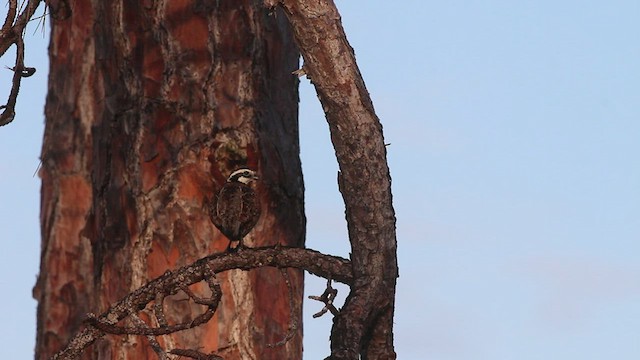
34;1;304;359
278;0;399;359
50;247;353;360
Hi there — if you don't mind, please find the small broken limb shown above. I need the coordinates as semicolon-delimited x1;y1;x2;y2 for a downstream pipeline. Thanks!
292;65;307;78
5;65;36;77
309;277;339;318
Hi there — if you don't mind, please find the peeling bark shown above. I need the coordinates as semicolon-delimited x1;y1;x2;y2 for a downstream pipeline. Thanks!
35;1;303;359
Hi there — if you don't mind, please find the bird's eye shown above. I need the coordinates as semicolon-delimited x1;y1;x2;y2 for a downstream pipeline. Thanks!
243;171;250;176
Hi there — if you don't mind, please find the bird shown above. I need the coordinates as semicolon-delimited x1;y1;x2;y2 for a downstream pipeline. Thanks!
209;168;261;250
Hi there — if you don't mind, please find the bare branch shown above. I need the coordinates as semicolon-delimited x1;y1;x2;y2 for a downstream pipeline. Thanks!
152;292;169;327
0;0;42;126
51;246;352;360
85;301;216;337
1;0;18;36
0;0;41;56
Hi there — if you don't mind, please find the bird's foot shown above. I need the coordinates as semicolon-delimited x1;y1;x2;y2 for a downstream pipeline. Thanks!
226;242;239;253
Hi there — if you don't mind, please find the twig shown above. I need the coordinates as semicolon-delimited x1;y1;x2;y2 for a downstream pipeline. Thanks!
85;267;223;337
153;292;168;327
308;278;339;318
130;314;169;360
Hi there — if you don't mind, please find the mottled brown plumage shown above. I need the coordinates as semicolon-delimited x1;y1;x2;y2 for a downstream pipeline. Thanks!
210;169;261;249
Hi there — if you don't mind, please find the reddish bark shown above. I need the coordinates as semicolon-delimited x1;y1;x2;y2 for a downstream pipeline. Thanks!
35;1;303;359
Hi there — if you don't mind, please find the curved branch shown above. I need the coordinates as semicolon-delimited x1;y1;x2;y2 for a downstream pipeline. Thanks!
0;36;25;126
51;246;352;360
278;0;399;358
0;0;42;126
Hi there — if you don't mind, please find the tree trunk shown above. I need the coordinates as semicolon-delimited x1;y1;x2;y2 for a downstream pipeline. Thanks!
34;1;304;359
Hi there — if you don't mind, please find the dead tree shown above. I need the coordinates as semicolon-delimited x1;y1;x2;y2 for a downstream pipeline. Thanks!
2;0;398;359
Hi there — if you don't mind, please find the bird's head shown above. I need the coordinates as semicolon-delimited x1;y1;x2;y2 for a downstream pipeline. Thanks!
227;168;259;184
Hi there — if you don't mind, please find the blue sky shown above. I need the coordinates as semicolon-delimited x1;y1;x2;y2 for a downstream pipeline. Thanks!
1;1;639;359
